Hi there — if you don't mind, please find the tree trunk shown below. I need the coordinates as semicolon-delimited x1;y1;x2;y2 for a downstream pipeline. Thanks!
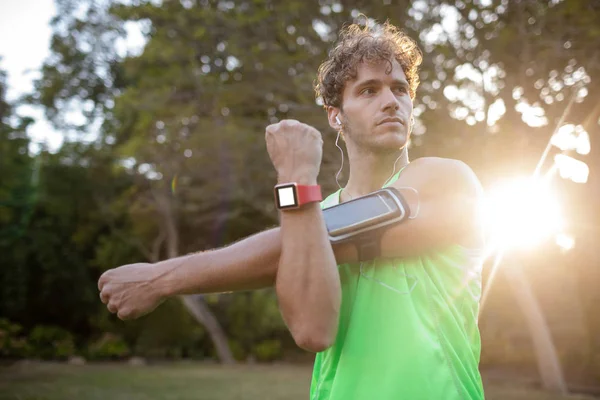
181;294;236;364
503;264;567;394
158;188;236;365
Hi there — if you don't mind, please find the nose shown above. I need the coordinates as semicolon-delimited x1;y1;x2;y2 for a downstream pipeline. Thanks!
381;87;400;112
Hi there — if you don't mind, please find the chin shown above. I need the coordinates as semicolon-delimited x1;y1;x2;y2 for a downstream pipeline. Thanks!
371;132;408;151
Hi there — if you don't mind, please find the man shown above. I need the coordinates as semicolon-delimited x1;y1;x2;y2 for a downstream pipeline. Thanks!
99;19;486;400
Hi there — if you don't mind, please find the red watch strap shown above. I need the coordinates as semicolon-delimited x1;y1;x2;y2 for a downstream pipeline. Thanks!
297;185;322;205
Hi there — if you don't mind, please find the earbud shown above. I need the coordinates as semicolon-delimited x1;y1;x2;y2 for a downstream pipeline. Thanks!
336;115;341;125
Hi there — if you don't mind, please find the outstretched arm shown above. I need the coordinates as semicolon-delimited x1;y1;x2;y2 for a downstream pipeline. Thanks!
99;156;482;351
161;228;282;295
98;227;283;321
148;159;482;297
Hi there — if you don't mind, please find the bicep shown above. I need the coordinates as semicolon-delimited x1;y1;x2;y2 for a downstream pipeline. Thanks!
381;161;485;258
380;192;482;258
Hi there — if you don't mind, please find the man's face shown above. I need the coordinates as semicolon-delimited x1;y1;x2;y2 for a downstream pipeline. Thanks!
330;58;413;152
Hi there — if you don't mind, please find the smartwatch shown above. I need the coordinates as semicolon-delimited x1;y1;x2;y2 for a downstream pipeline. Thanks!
274;183;322;210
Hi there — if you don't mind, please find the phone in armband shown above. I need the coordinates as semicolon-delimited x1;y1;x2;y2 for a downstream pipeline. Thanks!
323;188;411;252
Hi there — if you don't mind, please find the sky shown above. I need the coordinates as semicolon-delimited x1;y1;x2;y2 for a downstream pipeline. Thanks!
0;0;59;152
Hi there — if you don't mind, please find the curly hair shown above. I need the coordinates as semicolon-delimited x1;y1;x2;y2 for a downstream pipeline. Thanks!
314;18;423;109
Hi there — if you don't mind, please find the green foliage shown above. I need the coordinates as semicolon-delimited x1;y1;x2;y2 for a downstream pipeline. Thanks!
28;0;126;132
252;339;282;362
129;298;206;359
0;319;31;358
227;339;246;361
28;325;76;360
2;148;122;332
221;290;287;358
88;298;208;360
86;333;130;360
0;69;36;323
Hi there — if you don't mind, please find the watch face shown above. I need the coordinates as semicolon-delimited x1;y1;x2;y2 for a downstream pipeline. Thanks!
276;184;298;209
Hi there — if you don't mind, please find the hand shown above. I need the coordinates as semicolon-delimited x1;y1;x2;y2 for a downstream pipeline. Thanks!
98;263;167;320
265;119;323;185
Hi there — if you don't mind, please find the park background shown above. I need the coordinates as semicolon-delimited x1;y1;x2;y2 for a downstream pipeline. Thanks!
1;0;599;399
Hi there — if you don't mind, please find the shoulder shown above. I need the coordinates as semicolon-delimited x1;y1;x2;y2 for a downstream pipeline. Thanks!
399;157;483;196
406;157;486;248
411;156;474;176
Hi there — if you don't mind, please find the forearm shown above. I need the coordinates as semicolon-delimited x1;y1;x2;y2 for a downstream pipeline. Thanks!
159;228;282;296
276;202;341;351
151;221;352;299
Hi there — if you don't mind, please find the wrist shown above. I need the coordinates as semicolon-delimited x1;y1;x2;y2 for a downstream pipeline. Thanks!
277;174;317;186
274;180;322;210
151;259;178;298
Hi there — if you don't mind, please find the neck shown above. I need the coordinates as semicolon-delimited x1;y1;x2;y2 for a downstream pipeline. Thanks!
342;142;409;202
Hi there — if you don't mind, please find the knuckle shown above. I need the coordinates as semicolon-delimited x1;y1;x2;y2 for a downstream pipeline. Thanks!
98;272;109;290
267;124;282;135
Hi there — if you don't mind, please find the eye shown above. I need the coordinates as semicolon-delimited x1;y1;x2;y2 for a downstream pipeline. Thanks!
361;87;375;95
394;86;408;94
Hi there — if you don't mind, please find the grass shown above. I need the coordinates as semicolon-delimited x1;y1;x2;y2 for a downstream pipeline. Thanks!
0;361;595;400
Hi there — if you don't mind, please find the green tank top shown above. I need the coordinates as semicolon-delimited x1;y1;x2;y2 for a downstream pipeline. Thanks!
310;170;485;400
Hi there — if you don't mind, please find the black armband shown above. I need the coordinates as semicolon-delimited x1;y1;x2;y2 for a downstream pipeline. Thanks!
323;188;411;262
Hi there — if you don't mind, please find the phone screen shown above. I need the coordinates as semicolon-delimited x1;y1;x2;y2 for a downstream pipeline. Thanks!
324;194;394;234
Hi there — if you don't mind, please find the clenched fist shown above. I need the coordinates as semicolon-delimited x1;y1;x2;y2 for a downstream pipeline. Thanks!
98;263;167;321
265;119;323;185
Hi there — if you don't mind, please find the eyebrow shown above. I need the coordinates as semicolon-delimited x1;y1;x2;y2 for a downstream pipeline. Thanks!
354;78;409;90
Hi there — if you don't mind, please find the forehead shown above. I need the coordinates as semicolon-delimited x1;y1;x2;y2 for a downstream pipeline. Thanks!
350;58;408;87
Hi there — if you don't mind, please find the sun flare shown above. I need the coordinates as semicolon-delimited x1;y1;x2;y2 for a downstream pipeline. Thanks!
481;177;564;250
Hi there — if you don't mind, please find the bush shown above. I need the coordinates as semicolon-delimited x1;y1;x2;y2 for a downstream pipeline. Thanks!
28;325;76;360
132;298;206;359
221;290;287;357
228;339;247;361
0;318;31;358
252;339;282;362
86;333;130;360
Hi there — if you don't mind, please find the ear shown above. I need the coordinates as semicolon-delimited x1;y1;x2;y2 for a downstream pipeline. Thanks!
327;106;342;131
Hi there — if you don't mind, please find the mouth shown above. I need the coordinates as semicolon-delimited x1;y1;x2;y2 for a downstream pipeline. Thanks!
377;117;404;126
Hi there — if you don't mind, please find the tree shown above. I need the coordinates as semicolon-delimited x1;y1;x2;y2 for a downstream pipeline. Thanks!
0;66;35;324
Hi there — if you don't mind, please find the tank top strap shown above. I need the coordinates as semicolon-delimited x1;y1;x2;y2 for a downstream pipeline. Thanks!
382;163;410;188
